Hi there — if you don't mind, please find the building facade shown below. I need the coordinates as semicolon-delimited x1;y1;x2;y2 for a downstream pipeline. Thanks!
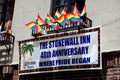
0;0;120;80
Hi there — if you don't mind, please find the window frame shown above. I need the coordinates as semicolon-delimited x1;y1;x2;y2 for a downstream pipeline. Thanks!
0;0;15;31
51;0;86;17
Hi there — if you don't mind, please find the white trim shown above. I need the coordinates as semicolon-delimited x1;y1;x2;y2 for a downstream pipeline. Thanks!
0;63;18;66
19;67;102;75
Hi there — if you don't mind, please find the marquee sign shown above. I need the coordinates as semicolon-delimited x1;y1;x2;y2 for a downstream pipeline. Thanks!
19;26;101;75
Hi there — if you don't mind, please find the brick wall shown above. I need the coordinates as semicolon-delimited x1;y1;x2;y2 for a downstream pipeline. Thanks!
103;51;120;80
12;70;19;80
0;65;19;80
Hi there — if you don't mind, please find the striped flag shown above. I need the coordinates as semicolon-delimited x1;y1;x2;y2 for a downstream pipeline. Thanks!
35;23;47;35
25;21;36;30
0;35;3;41
61;7;67;15
73;3;81;16
36;14;45;25
65;12;81;22
81;4;87;17
45;14;56;23
56;14;67;27
54;9;61;18
0;23;2;32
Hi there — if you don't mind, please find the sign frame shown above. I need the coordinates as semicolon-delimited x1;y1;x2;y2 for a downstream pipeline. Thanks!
19;26;102;75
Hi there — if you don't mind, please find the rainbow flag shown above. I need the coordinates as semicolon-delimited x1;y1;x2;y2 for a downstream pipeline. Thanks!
47;22;56;28
47;22;56;29
45;15;50;23
0;23;2;32
65;12;81;22
54;9;61;18
56;25;61;29
61;7;67;15
81;4;87;16
73;3;81;16
45;14;56;29
25;21;36;30
47;22;61;29
36;14;45;25
0;35;3;41
56;14;67;27
45;14;61;29
35;23;47;35
45;14;56;23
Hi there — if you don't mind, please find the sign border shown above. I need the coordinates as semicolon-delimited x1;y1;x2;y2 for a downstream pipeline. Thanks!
19;26;102;75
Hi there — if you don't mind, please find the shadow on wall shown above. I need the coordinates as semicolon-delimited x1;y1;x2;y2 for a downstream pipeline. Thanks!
0;19;15;64
0;44;14;64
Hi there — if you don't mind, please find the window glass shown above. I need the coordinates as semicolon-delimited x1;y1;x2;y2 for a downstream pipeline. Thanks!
71;4;74;12
58;6;64;13
60;0;64;5
0;0;15;31
56;0;67;5
56;0;60;5
0;5;3;12
0;0;4;4
0;15;1;22
51;0;85;16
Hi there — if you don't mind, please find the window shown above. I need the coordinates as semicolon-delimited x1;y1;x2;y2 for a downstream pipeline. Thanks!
0;0;4;3
0;0;15;31
114;54;120;65
51;0;86;16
